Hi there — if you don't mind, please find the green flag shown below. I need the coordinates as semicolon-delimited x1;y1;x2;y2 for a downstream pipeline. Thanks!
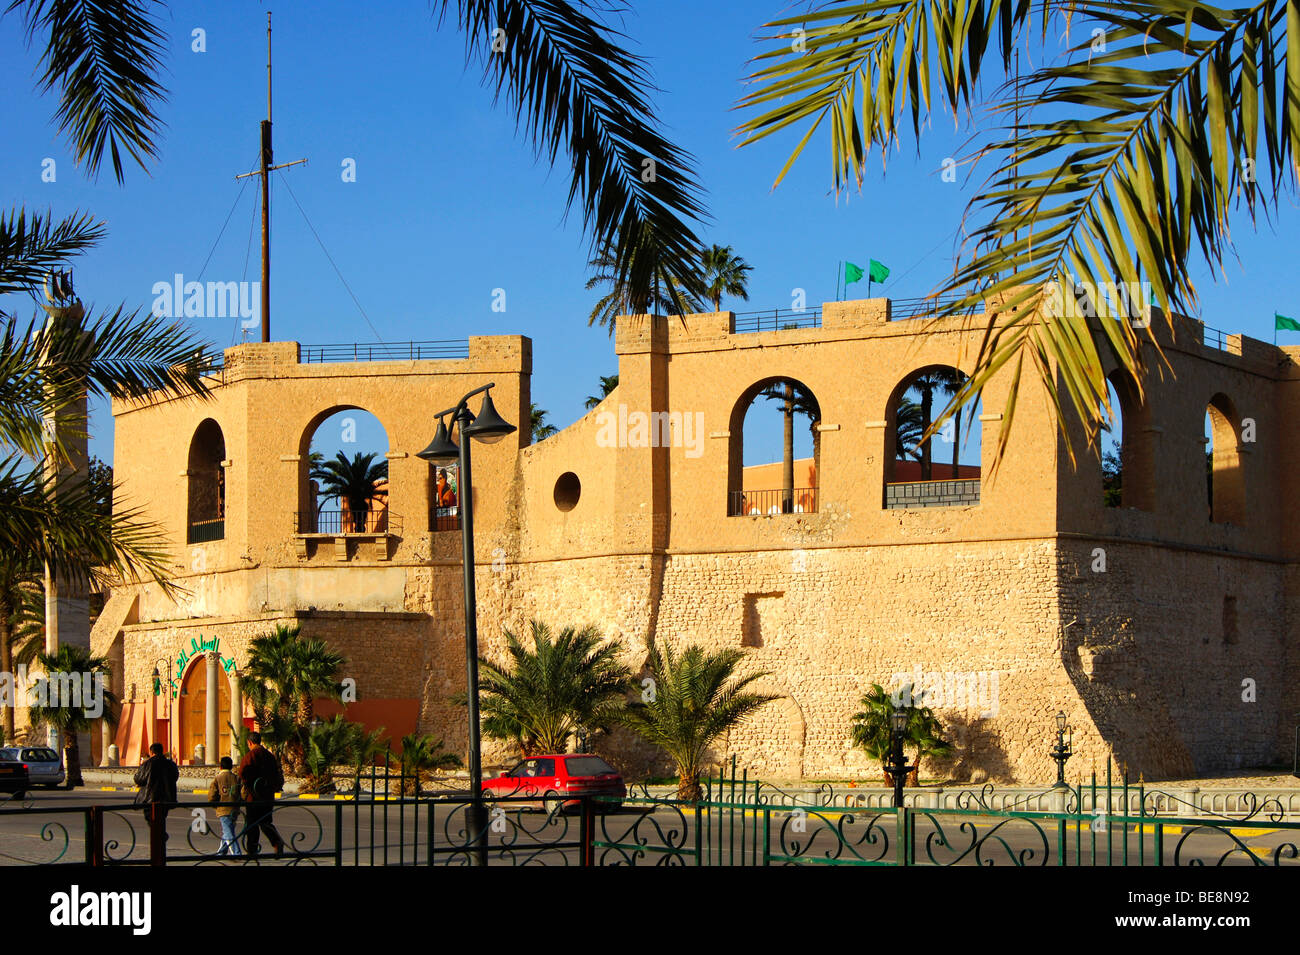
844;261;864;285
1276;312;1300;331
868;259;890;283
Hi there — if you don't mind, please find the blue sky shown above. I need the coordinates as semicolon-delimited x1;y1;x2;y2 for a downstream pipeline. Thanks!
3;0;1296;469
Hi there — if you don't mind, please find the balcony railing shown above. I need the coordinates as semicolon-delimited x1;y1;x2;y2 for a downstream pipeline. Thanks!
889;295;981;321
430;506;461;532
728;487;818;516
884;479;980;509
187;518;225;543
297;510;400;534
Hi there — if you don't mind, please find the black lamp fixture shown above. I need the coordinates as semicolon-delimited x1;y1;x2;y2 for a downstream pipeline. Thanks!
417;416;459;463
1050;710;1074;789
887;706;914;809
461;391;516;443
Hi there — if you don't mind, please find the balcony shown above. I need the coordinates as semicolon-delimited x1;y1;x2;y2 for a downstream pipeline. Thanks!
187;518;224;543
297;509;398;535
430;506;461;532
729;487;818;517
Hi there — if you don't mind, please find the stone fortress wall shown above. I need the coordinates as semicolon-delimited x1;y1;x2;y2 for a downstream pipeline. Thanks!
94;293;1300;782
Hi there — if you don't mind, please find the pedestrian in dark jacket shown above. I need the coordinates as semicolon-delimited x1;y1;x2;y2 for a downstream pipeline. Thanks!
237;732;285;856
133;742;179;840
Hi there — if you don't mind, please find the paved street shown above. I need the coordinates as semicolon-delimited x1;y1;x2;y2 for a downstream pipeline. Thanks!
1;789;1295;866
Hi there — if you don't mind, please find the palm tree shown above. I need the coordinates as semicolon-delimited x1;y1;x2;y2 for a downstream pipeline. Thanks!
398;732;462;795
699;244;752;312
239;624;346;774
618;639;777;801
903;369;965;480
478;621;634;757
850;684;954;786
584;374;619;410
530;404;559;443
27;645;119;788
585;230;706;334
895;398;924;462
737;2;1283;461
310;451;387;533
756;381;821;510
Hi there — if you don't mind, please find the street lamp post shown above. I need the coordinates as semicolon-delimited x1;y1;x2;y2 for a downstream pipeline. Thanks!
150;658;173;756
418;383;516;866
887;708;914;809
1050;711;1073;789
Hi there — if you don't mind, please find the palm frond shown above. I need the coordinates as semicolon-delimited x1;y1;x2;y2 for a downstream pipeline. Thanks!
436;0;708;315
0;208;105;299
8;0;168;183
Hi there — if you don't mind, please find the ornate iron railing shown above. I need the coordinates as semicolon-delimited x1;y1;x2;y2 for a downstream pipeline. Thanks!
3;757;1296;866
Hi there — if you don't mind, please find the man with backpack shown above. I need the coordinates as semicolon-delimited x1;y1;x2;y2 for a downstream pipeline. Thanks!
237;732;286;857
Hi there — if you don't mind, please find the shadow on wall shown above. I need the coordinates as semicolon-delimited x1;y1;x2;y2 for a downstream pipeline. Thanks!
1059;599;1196;781
928;713;1015;785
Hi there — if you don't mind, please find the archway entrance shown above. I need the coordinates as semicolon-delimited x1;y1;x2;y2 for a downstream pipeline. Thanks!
179;660;230;765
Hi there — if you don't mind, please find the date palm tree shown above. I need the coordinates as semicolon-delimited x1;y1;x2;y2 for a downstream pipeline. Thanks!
477;621;634;757
584;374;619;410
585;234;705;334
397;732;463;795
27;645;119;788
736;1;1293;461
700;244;752;312
310;452;388;533
619;639;777;801
904;369;966;480
757;380;821;511
530;404;559;443
239;624;346;774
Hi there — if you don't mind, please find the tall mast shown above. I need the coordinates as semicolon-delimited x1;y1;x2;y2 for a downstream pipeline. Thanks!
235;11;306;343
260;11;272;342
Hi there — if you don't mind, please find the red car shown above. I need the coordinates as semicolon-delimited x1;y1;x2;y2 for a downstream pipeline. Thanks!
482;754;625;812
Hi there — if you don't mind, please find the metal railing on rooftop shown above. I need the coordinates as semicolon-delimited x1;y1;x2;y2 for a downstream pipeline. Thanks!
889;295;981;321
731;308;822;333
301;340;469;363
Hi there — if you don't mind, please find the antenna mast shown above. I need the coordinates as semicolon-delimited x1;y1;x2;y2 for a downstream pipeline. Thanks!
235;11;307;343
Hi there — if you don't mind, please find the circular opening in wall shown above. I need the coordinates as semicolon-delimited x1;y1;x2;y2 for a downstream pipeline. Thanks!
554;472;581;512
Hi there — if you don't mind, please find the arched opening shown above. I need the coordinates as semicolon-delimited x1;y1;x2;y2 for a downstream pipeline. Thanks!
187;419;226;543
1206;395;1244;524
883;366;981;508
1100;372;1152;509
727;377;821;516
178;657;229;766
298;408;390;533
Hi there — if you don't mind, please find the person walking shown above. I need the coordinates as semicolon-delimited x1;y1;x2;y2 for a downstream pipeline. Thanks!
237;732;286;857
209;755;242;857
133;742;179;843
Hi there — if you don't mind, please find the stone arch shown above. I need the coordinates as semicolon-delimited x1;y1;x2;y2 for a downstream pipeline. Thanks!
1102;370;1153;510
186;418;226;542
882;364;981;505
726;376;822;515
1206;393;1245;524
297;405;392;532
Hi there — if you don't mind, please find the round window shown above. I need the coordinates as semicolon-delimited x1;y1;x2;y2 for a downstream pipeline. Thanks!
554;472;581;512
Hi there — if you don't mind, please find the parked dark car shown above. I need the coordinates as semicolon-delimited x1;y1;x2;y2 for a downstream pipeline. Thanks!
0;747;64;788
0;755;30;798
